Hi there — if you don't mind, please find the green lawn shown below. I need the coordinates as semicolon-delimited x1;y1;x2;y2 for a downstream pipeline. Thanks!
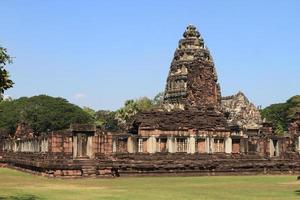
0;168;299;200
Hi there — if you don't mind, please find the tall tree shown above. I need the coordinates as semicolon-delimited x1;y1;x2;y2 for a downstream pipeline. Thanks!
0;46;14;100
261;95;300;134
82;107;119;131
0;95;93;135
115;97;153;126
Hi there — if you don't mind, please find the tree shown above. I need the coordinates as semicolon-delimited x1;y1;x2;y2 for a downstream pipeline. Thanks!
0;95;93;135
275;123;284;135
95;110;119;131
0;46;14;100
260;95;300;134
82;107;119;131
115;97;153;126
153;91;164;105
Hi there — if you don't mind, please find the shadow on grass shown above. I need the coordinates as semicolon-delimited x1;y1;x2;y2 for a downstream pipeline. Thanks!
0;195;41;200
295;190;300;196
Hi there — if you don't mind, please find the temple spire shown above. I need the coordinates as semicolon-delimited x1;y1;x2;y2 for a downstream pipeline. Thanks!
164;25;221;110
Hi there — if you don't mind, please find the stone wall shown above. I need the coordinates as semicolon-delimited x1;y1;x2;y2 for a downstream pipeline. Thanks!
3;151;300;178
108;153;300;176
1;126;300;178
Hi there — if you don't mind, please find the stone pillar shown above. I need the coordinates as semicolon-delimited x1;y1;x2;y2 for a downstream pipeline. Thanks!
188;136;196;154
205;137;210;153
152;136;157;153
112;139;117;153
298;136;300;153
210;138;214;153
137;138;143;153
186;137;190;153
147;136;157;154
147;137;151;153
256;140;260;153
156;138;161;153
32;141;35;152
269;139;275;157
73;136;77;158
41;139;49;152
45;139;49;152
225;137;232;154
127;136;136;153
174;138;178;153
87;136;93;158
275;140;280;157
13;142;17;152
167;137;175;153
240;138;245;153
28;141;31;152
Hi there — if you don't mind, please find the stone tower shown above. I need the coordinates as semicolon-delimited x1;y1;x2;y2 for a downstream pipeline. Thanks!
164;25;221;110
129;25;228;133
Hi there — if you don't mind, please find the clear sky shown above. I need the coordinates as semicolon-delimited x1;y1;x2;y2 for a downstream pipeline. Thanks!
1;0;300;110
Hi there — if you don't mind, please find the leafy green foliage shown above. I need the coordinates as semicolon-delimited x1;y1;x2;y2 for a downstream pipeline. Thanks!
274;123;285;135
95;110;119;131
0;46;14;99
261;95;300;134
286;95;300;119
152;92;164;106
83;107;119;131
0;95;93;134
115;97;154;126
83;93;164;132
0;90;165;134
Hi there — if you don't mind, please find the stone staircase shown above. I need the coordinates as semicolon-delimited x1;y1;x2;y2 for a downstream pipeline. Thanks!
73;158;98;177
82;165;97;177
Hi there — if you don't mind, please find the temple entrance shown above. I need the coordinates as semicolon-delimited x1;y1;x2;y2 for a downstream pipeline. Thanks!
76;133;88;158
232;139;240;153
248;140;259;153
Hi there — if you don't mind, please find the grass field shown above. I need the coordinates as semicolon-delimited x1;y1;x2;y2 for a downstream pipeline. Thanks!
0;168;300;200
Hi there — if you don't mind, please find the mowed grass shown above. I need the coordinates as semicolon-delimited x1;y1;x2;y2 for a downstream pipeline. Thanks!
0;168;300;200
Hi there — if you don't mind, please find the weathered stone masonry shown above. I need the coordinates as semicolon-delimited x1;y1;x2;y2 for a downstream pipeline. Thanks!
1;124;300;177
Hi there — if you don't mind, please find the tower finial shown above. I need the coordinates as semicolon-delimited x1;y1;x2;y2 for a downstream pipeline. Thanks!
183;25;200;38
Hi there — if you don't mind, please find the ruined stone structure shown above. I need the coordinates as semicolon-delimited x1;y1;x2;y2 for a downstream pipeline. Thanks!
222;91;262;129
1;25;300;177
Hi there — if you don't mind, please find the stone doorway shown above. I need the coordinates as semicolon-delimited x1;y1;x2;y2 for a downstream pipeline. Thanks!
74;133;89;159
232;139;240;153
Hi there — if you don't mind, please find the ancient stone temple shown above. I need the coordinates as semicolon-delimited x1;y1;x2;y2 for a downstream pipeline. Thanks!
1;25;300;178
130;25;230;154
164;25;221;110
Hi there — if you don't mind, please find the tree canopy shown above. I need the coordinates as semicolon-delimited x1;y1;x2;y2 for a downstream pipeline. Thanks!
82;107;119;132
0;95;93;134
261;95;300;133
0;92;165;135
115;97;154;127
0;46;14;100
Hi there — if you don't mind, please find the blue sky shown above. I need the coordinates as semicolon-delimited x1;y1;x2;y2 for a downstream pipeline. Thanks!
1;1;300;110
